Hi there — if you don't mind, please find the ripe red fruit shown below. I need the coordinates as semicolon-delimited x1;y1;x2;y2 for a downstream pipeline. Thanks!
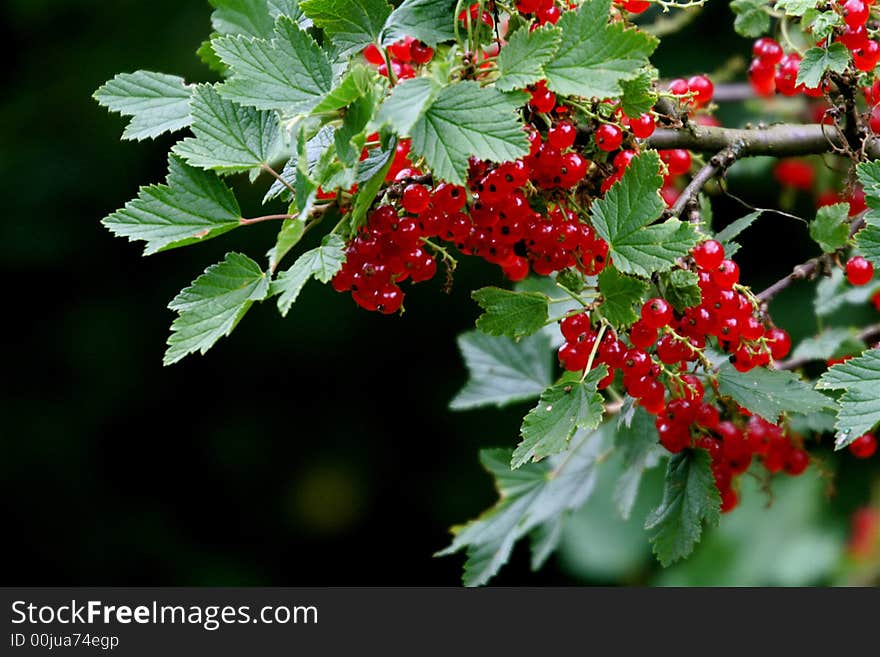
711;259;740;289
870;105;880;134
849;433;878;459
630;112;656;138
660;149;691;176
773;159;815;190
765;327;792;360
687;75;714;107
363;43;386;65
409;40;434;65
720;488;739;513
846;255;875;286
692;239;725;271
748;59;776;96
629;320;658;349
548;121;577;150
641;297;674;329
668;77;689;97
529;85;556;113
536;3;561;24
560;312;591;341
853;40;880;72
843;0;869;29
402;183;430;214
752;37;783;65
784;448;810;476
594;124;623;151
619;0;650;12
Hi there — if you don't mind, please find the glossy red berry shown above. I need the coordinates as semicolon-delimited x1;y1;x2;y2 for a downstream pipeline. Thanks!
711;259;740;289
548;121;577;150
774;159;815;190
668;78;689;97
409;40;434;64
720;488;739;513
843;0;869;29
765;327;792;360
846;255;875;286
752;37;783;65
363;43;386;65
687;75;714;107
641;297;674;329
748;59;776;96
853;40;880;72
594;124;623;152
560;312;591;341
849;433;878;459
402;183;430;214
692;240;725;271
630;113;656;139
784;448;810;476
660;149;691;176
629;320;658;349
529;86;556;113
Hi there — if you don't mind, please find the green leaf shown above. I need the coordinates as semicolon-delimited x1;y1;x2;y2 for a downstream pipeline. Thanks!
94;71;192;141
512;367;608;468
645;449;721;567
334;92;375;166
659;269;702;312
730;0;771;38
373;77;440;136
796;43;849;89
495;25;562;93
597;266;649;327
717;362;836;423
272;234;346;316
381;0;456;47
210;0;276;38
213;16;333;115
614;407;663;521
809;203;850;253
472;287;550;339
543;0;658;100
311;65;375;114
449;332;554;410
300;0;392;56
267;216;307;271
103;156;241;256
803;9;842;41
439;427;610;586
172;84;284;178
408;81;529;186
856;159;880;226
814;268;880;317
855;225;880;268
197;37;229;75
776;0;818;16
715;211;761;258
165;252;270;365
790;328;863;363
351;143;395;227
619;68;658;118
817;348;880;448
591;151;699;278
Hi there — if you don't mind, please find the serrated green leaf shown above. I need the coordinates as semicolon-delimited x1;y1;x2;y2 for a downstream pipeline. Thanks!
817;348;880;448
790;328;863;363
373;77;440;136
495;25;562;93
619;68;658;118
273;234;347;316
301;0;392;57
659;268;702;312
351;144;395;228
730;0;771;38
381;0;456;47
165;252;269;365
104;156;241;255
597;266;649;327
267;216;307;271
197;37;229;75
645;449;720;567
94;71;192;141
855;225;880;268
856;159;880;223
776;0;818;16
213;16;333;115
543;0;658;100
311;65;374;114
210;0;276;38
512;367;608;468
450;331;554;410
715;211;761;258
591;151;699;277
334;92;375;166
472;287;550;339
439;427;610;586
717;362;836;423
614;407;663;521
809;203;850;253
409;81;529;186
173;84;284;178
804;9;842;41
796;43;849;89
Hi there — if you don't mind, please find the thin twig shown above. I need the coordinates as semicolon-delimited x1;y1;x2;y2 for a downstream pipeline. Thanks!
669;144;743;220
260;163;296;196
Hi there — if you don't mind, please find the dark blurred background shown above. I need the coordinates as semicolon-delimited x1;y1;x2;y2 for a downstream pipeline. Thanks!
1;1;876;586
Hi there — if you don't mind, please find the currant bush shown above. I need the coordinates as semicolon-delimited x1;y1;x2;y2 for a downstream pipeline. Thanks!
96;0;880;585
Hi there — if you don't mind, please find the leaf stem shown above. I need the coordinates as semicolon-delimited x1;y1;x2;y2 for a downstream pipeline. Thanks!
260;163;295;196
239;213;296;226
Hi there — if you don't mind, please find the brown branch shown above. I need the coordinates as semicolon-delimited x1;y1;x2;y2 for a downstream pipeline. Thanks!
647;123;880;159
669;144;743;220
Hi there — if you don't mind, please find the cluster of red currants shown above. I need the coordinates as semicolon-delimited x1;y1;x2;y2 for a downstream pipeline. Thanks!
837;0;880;72
363;37;434;81
747;38;823;97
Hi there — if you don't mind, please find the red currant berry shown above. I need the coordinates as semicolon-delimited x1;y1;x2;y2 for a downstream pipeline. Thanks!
711;259;740;289
692;239;725;271
659;149;691;176
529;87;556;113
752;37;783;65
548;121;577;150
619;0;650;12
849;433;878;459
560;312;591;342
765;327;792;360
748;58;776;96
536;3;561;24
668;77;689;97
846;255;874;286
630;113;656;139
870;105;880;134
720;487;739;513
363;43;386;65
629;320;658;349
641;297;674;329
774;159;815;190
687;75;714;107
784;448;810;476
843;0;869;29
594;124;623;152
402;183;430;214
853;40;880;72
